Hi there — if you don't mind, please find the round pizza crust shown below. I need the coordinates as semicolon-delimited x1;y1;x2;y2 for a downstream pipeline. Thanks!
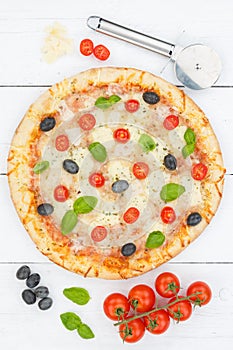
7;67;225;279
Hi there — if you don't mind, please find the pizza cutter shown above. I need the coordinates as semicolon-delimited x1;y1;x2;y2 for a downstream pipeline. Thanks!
87;16;221;90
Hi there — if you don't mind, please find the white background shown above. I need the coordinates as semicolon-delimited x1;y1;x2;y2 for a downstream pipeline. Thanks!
0;0;233;349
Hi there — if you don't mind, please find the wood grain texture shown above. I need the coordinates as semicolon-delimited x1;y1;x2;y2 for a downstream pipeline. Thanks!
0;0;233;348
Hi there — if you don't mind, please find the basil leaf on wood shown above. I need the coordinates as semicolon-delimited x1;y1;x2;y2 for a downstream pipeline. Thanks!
138;134;156;153
88;142;107;162
95;95;121;109
61;210;78;235
146;231;165;248
73;196;97;214
77;323;95;339
160;183;185;202
63;287;90;305
33;160;49;174
60;312;82;331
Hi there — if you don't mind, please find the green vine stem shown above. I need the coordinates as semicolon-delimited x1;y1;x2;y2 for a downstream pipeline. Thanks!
114;292;202;327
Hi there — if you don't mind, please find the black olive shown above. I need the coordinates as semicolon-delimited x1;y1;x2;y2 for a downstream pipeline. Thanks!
142;91;160;104
112;180;129;193
121;243;136;257
26;273;41;288
63;159;79;174
35;286;49;299
187;212;202;226
38;297;53;310
22;289;37;305
37;203;54;216
16;265;31;280
40;117;56;132
164;154;177;171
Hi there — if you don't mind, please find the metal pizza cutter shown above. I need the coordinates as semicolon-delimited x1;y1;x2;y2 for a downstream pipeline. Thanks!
87;16;221;90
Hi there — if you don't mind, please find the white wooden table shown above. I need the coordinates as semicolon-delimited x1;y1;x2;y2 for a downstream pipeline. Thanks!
1;1;233;349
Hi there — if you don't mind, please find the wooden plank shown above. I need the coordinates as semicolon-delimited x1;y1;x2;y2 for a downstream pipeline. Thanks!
0;262;232;349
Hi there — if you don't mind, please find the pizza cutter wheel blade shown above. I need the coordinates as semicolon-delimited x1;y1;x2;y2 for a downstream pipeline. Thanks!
87;16;221;90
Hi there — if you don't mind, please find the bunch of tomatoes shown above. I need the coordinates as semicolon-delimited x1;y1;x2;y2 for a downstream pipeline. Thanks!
103;272;212;343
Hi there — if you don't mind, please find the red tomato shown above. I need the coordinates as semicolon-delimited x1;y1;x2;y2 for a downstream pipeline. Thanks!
119;318;145;343
123;207;140;224
167;296;192;322
78;113;96;130
113;128;130;143
186;281;212;306
91;226;107;242
80;39;94;56
89;173;105;188
144;309;170;334
132;162;149;180
103;293;130;321
163;115;179;130
93;44;110;60
160;206;176;224
54;185;69;202
125;99;140;113
155;272;180;298
191;163;208;181
55;134;69;152
128;284;156;312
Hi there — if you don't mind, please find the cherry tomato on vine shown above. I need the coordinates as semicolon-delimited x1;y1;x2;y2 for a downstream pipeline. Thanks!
191;163;208;181
119;318;145;343
125;99;140;113
132;162;149;180
80;39;94;56
113;128;130;143
144;309;170;334
167;296;192;322
128;284;156;313
93;44;110;60
186;281;212;306
103;293;130;321
160;206;176;224
163;115;179;130
155;272;180;298
89;172;105;187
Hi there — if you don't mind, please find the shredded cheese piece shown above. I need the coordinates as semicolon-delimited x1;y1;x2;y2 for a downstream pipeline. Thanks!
41;22;74;63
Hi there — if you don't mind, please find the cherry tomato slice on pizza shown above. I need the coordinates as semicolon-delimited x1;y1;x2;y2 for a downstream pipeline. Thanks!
91;226;108;242
133;162;149;180
54;185;69;202
55;134;69;152
128;284;156;313
191;163;208;181
89;173;105;188
125;99;140;113
123;207;140;224
144;309;170;334
161;206;176;224
78;113;96;130
119;318;145;343
80;39;94;56
186;281;212;306
155;272;180;298
167;296;192;321
163;115;179;130
93;44;110;61
103;293;130;321
113;128;130;143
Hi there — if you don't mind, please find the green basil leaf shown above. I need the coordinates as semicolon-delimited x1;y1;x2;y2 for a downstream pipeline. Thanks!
77;323;95;339
184;128;196;145
95;95;121;109
73;196;97;214
145;231;165;248
182;143;195;158
61;210;78;235
138;134;156;153
33;160;49;174
88;142;107;162
160;183;185;202
60;312;82;331
63;287;90;305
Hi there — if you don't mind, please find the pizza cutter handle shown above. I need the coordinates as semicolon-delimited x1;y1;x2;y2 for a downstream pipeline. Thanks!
87;16;175;57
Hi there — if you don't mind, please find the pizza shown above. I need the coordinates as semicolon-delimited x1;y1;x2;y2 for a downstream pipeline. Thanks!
7;67;225;279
